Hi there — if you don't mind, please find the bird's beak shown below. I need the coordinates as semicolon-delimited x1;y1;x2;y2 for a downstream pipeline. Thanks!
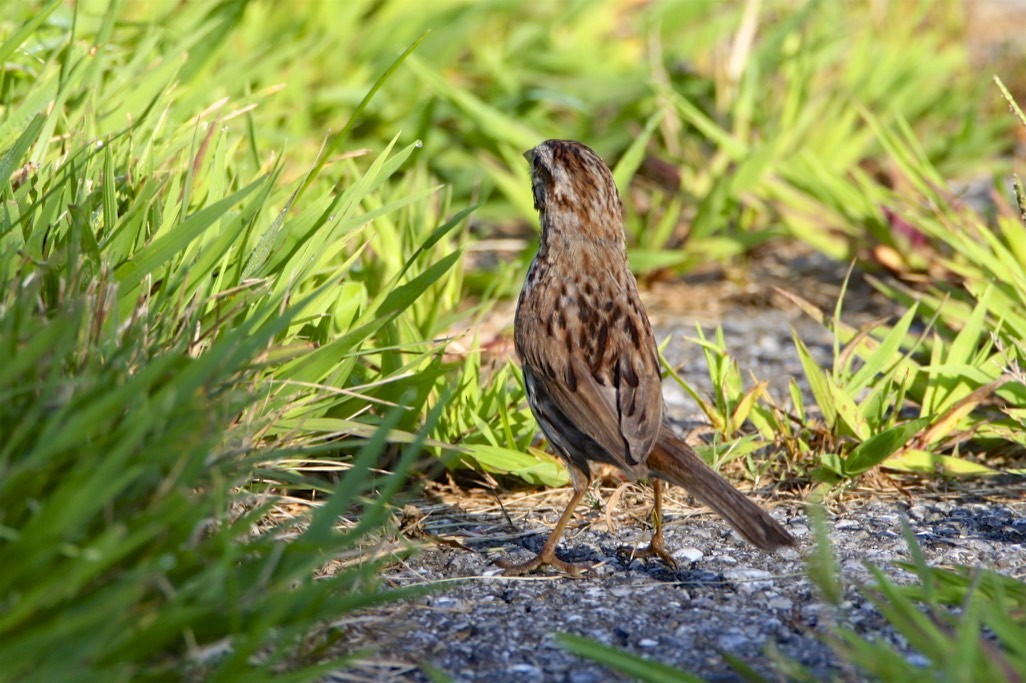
522;148;536;165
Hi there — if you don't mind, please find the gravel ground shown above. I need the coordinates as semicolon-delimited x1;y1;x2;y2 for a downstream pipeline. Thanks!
325;296;1024;682
336;491;1025;682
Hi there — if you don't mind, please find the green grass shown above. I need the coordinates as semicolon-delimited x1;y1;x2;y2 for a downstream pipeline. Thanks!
2;0;1026;678
2;1;460;677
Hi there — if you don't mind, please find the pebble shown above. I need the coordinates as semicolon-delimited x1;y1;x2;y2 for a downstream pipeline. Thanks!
907;505;929;521
906;653;931;669
777;546;801;560
507;663;541;679
724;568;774;593
717;630;752;651
567;672;602;683
674;546;705;563
363;465;1024;682
787;523;811;538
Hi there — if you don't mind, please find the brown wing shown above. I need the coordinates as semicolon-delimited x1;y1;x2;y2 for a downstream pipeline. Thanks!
516;269;663;474
534;351;661;470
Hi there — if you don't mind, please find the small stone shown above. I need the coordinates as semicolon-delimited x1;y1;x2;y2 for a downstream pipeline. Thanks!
675;622;696;637
674;546;704;563
638;638;658;648
776;547;800;560
907;653;930;668
717;630;751;651
801;603;821;618
768;596;793;610
724;568;773;593
757;334;782;353
568;672;602;683
786;523;810;538
508;663;542;679
907;504;929;521
675;589;692;602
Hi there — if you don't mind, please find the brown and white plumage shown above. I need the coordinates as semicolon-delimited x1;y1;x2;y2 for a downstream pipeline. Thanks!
502;140;794;576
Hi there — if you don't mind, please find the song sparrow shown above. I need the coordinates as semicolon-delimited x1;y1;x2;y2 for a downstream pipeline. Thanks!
501;139;795;576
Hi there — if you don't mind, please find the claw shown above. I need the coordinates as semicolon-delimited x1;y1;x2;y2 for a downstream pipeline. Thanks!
617;539;678;571
496;551;590;577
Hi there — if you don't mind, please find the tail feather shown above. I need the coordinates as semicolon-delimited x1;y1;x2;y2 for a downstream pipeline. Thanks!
647;432;795;551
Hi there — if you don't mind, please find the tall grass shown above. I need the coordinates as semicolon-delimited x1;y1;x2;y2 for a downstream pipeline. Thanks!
1;1;462;677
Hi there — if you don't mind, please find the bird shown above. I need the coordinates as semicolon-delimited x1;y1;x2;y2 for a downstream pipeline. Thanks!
500;139;795;576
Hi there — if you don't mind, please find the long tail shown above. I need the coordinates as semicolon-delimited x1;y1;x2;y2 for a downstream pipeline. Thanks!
647;430;795;551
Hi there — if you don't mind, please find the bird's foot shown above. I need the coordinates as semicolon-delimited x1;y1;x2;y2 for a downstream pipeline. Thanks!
617;537;678;571
495;550;590;578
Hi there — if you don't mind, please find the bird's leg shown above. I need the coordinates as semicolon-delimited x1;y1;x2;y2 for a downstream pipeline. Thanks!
496;485;590;577
620;478;678;570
